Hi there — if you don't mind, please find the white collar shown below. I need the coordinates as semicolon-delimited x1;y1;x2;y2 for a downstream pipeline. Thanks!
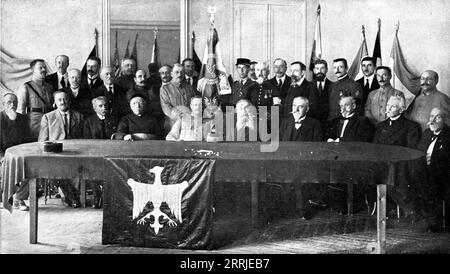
295;115;306;122
344;112;355;119
276;75;286;82
294;77;305;86
88;74;99;80
364;74;375;85
390;114;401;121
337;74;348;81
104;83;113;90
58;109;69;116
57;71;68;79
96;113;105;120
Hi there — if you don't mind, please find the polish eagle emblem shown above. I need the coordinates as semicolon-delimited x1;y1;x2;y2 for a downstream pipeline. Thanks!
127;166;188;235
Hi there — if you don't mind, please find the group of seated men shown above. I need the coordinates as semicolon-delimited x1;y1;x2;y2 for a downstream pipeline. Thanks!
1;53;449;232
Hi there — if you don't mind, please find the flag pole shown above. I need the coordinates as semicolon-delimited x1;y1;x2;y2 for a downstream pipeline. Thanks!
392;21;400;89
94;28;99;57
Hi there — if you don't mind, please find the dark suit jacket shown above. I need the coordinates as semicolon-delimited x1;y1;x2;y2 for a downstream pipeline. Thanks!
115;74;135;91
223;79;258;106
80;76;104;95
83;114;119;139
283;80;318;118
328;76;364;120
186;75;198;91
45;72;70;91
357;76;380;108
373;115;421;148
313;78;333;125
327;114;374;142
62;86;94;117
270;75;292;102
93;84;130;119
280;115;322;142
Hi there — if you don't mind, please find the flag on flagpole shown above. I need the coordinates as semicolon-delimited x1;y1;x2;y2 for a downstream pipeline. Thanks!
150;28;160;67
113;30;121;77
130;33;138;67
191;31;203;76
309;4;322;70
348;25;369;80
389;22;420;108
373;19;382;67
81;44;97;78
124;40;130;59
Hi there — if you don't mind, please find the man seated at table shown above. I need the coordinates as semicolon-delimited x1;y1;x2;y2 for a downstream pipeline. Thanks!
82;96;119;208
373;95;422;219
38;90;85;207
278;96;324;220
166;96;221;141
1;93;30;211
417;107;450;232
225;99;258;141
114;95;162;141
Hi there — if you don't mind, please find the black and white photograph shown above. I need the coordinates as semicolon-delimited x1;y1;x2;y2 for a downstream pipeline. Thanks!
1;0;449;260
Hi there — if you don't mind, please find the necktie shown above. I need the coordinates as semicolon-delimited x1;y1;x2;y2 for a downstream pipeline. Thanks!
278;79;282;88
108;86;113;95
60;77;66;88
100;119;107;139
63;113;69;135
295;120;302;130
89;78;95;90
318;82;323;95
431;134;439;142
188;77;192;86
365;79;370;90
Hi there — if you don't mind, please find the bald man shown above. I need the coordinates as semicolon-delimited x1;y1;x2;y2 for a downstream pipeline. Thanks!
45;55;70;91
63;68;94;117
406;70;450;130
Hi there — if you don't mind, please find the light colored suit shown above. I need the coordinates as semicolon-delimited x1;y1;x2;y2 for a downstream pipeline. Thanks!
38;109;84;141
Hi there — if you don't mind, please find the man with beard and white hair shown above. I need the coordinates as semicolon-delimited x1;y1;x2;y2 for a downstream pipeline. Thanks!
16;59;55;141
248;61;258;81
115;58;137;91
283;62;318;119
356;56;379;107
417;107;450;232
39;90;85;207
328;58;363;121
160;63;196;135
94;66;129;119
326;96;373;143
63;68;93;117
81;56;103;94
312;59;333;127
406;70;450;131
270;58;292;107
249;61;273;108
1;93;30;211
365;66;405;124
225;99;258;141
45;55;70;91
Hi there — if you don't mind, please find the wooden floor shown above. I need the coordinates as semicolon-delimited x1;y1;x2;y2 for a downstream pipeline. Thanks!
1;198;449;254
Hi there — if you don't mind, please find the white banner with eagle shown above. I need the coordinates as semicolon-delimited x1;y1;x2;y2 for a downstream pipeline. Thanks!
102;158;215;249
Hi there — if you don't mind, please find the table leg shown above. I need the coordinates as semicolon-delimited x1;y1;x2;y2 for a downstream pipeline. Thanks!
347;182;353;216
80;179;86;208
251;180;259;228
377;184;386;254
29;178;38;244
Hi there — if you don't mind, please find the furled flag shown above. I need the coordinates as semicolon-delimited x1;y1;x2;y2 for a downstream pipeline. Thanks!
191;31;203;76
348;25;369;80
130;33;138;67
81;44;98;78
373;19;382;67
112;30;121;77
197;11;232;113
150;28;160;67
389;22;420;107
124;39;130;59
309;4;322;71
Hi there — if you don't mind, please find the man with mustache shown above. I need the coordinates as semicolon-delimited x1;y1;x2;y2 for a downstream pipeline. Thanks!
270;58;291;108
45;55;70;91
226;58;258;107
248;62;273;108
63;68;94;117
356;56;379;107
182;58;199;90
115;58;137;91
283;61;318;119
16;59;55;141
328;58;363;121
406;70;450;130
417;107;450;232
80;56;103;94
1;93;30;211
312;59;333;128
365;66;405;124
94;66;129;119
248;61;258;81
158;64;173;86
160;63;196;136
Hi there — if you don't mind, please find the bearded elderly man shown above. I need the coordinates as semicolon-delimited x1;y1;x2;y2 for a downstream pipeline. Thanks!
160;63;196;135
248;62;273;108
365;66;405;125
115;58;137;91
406;70;450;131
417;107;450;232
63;68;93;117
16;59;55;141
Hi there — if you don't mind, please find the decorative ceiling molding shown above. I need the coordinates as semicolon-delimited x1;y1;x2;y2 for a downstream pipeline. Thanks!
111;20;180;30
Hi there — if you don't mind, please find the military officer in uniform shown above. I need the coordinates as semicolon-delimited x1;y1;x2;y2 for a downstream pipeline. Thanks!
16;59;55;141
225;58;258;107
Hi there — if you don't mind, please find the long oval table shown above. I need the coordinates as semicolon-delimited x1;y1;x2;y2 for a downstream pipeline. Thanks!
1;140;426;253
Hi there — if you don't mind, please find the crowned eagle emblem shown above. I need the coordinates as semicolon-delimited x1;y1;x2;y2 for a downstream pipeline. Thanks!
127;166;188;235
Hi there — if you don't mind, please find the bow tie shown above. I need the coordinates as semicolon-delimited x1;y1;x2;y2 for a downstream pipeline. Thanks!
431;133;440;141
295;121;302;124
